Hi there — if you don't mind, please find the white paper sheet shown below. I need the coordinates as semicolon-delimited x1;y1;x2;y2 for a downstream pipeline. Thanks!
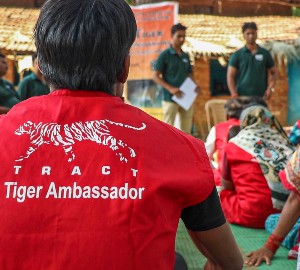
171;77;198;110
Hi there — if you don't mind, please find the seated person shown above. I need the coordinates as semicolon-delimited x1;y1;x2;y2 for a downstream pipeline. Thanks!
220;105;295;228
205;96;267;187
246;146;300;266
205;98;244;186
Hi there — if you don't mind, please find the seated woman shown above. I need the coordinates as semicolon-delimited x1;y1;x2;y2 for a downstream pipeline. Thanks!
245;146;300;266
205;97;267;187
220;105;295;228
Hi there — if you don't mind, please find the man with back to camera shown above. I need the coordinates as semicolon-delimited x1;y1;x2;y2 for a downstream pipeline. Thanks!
227;22;276;100
153;23;199;134
0;0;243;269
18;52;50;100
0;53;20;113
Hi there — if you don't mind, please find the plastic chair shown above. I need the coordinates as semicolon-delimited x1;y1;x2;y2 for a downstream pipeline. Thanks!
205;99;227;130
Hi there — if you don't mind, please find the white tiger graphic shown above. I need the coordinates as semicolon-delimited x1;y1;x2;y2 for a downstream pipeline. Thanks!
15;119;146;163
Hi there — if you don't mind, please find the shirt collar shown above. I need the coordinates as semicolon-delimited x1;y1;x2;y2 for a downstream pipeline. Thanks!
50;89;120;99
242;44;262;53
168;44;177;55
168;44;184;55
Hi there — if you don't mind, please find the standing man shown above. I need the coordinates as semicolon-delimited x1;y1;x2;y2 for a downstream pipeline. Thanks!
18;52;50;100
227;22;276;100
153;23;198;134
0;1;243;269
0;53;20;113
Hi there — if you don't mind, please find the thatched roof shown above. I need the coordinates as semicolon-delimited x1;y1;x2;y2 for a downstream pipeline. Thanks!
0;7;38;54
180;14;300;58
0;6;300;60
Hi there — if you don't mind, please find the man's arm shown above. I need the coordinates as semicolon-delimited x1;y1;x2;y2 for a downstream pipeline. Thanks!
152;70;183;98
245;190;300;266
227;66;238;97
181;187;243;270
263;66;276;100
189;223;243;270
205;126;216;159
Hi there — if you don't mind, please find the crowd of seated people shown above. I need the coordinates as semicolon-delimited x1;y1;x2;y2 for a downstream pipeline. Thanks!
205;96;268;188
246;145;300;266
220;104;295;228
205;96;300;265
4;47;300;266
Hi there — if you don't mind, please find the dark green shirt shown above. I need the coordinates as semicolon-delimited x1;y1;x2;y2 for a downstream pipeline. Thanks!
0;79;20;108
154;45;192;102
229;45;274;97
18;73;50;101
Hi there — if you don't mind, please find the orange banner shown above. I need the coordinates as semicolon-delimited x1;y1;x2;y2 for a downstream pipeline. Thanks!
130;2;178;80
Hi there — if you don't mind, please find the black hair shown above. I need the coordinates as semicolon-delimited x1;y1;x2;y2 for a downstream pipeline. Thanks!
32;52;38;62
242;22;257;33
0;53;5;59
34;0;137;94
247;96;268;108
228;125;241;141
224;98;244;119
171;23;187;36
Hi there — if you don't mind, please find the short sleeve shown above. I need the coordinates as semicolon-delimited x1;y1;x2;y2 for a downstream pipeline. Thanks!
181;187;226;231
265;51;275;69
154;52;166;72
228;52;239;69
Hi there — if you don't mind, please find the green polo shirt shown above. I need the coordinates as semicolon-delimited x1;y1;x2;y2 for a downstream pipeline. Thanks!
154;45;192;102
229;45;274;97
0;79;20;108
18;73;50;101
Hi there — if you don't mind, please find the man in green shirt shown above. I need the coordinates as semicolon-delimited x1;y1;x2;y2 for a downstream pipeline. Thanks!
18;52;50;100
227;22;276;100
0;53;20;113
153;23;199;134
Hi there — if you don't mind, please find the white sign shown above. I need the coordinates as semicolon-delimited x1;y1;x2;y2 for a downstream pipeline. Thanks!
172;77;198;110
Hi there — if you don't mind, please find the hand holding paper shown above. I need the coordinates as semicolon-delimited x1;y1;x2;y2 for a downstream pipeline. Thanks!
171;77;198;110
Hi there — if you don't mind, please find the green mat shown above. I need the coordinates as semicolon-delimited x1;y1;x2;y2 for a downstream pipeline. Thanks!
175;221;297;270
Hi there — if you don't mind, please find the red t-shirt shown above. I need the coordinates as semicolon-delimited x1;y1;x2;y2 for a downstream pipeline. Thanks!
0;90;215;270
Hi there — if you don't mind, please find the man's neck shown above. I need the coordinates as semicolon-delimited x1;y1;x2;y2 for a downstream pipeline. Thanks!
246;43;257;53
171;43;182;54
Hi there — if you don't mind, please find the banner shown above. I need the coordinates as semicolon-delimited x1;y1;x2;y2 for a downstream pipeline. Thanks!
129;2;178;80
127;2;178;118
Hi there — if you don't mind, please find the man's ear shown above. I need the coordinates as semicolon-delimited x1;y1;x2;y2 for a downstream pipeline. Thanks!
118;55;130;83
36;60;44;75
